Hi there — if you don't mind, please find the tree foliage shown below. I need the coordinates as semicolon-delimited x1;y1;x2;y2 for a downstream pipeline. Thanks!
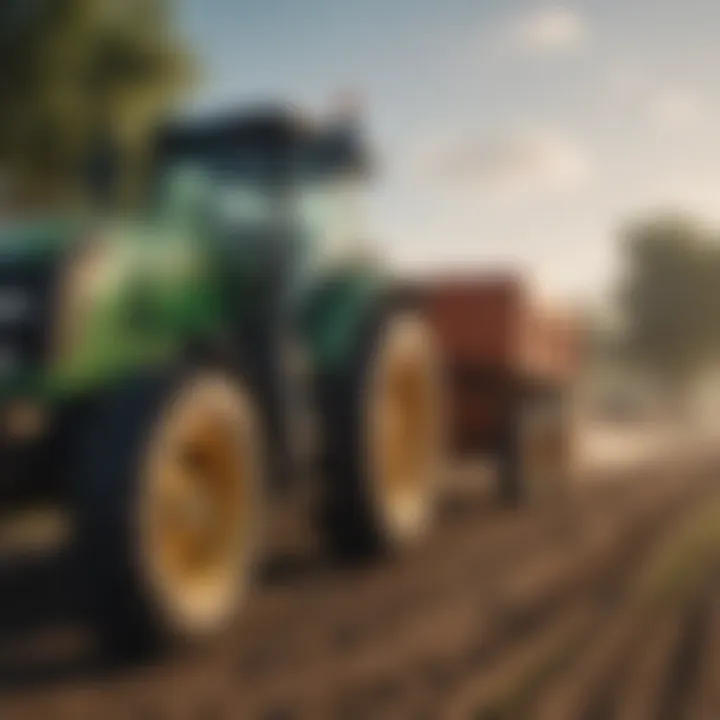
0;0;195;208
617;213;720;390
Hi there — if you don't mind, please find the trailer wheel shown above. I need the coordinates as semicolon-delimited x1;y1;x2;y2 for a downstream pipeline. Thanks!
74;368;265;652
498;392;573;506
321;309;445;559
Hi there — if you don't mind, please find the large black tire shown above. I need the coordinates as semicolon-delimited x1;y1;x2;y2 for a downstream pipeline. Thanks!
73;365;265;653
497;391;574;506
320;305;445;560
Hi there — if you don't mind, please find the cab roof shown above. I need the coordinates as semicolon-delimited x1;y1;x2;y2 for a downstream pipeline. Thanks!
156;104;370;178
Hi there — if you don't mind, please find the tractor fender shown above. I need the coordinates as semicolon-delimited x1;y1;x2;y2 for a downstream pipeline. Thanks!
299;270;392;375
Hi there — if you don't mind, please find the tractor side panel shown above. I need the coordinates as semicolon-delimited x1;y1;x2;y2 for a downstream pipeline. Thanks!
47;239;224;399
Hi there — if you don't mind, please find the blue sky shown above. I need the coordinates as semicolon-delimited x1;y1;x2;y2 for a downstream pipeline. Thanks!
177;0;720;300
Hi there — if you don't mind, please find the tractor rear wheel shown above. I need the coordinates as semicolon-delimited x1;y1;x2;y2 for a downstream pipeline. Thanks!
321;309;445;559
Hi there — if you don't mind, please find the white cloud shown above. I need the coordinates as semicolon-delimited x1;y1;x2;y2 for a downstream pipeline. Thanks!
649;87;707;132
503;6;588;55
601;66;710;133
418;126;592;198
600;62;652;99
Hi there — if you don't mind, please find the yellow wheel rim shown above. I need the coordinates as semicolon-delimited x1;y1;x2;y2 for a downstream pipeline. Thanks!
141;373;261;634
368;315;443;541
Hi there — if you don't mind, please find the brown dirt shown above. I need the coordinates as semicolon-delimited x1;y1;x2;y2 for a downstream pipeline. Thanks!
2;450;720;719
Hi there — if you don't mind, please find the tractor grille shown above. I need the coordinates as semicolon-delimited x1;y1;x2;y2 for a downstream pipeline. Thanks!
0;257;57;382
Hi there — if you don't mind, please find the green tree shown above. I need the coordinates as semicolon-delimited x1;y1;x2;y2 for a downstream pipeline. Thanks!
617;213;720;402
0;0;195;209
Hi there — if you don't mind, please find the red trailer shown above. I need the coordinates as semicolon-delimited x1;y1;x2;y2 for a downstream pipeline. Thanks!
414;273;583;504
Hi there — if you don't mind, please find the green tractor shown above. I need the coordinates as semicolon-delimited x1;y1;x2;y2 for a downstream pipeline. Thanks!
0;107;445;650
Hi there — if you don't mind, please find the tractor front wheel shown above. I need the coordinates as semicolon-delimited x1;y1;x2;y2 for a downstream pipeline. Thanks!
74;368;265;653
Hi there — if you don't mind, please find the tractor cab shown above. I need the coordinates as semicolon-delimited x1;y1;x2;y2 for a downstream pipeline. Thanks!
153;106;370;252
150;106;373;319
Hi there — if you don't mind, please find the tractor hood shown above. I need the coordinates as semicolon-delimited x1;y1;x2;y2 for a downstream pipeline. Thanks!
0;216;90;395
